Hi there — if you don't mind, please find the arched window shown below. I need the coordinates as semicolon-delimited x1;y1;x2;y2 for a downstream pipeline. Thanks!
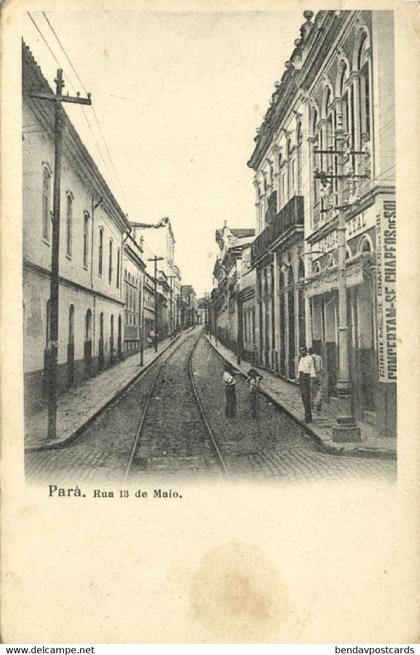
100;312;104;339
359;235;373;253
358;34;371;141
66;193;73;257
116;248;121;289
98;227;104;276
68;305;75;345
312;261;321;275
110;314;114;339
337;61;353;144
83;212;90;269
42;166;51;241
85;309;92;341
108;240;113;283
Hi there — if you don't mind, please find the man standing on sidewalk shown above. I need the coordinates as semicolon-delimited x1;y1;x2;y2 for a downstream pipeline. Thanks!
309;346;323;412
298;346;316;423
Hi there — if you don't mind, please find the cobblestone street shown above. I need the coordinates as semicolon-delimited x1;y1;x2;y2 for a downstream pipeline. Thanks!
192;338;396;482
26;332;396;485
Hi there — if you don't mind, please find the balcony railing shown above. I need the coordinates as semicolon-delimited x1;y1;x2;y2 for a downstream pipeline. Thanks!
251;195;304;266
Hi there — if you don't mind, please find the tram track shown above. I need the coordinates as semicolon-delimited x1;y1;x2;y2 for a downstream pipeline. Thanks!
123;330;232;482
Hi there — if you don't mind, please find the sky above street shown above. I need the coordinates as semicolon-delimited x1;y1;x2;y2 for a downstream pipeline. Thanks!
23;10;304;296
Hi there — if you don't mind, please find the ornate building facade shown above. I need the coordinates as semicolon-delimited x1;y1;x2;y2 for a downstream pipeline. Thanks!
248;10;395;435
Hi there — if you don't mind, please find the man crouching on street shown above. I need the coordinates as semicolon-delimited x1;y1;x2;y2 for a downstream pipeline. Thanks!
298;346;316;423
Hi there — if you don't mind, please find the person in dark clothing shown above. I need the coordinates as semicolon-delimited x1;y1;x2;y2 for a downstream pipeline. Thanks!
247;368;263;418
223;364;237;417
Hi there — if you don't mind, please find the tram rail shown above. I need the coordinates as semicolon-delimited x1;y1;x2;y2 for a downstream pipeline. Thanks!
123;330;231;482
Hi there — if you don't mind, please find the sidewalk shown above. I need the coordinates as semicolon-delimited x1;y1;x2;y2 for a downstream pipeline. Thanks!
25;331;191;452
206;336;396;459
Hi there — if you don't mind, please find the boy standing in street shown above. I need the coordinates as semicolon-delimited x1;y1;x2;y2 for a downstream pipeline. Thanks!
223;364;237;418
247;368;263;419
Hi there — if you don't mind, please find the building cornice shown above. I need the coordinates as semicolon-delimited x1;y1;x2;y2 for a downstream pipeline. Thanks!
23;259;125;306
248;11;351;171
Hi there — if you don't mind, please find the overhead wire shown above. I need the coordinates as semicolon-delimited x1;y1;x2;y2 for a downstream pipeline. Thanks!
27;11;128;209
41;11;129;208
26;12;116;193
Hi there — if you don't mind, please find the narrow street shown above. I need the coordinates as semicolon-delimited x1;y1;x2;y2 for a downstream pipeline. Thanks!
26;330;395;485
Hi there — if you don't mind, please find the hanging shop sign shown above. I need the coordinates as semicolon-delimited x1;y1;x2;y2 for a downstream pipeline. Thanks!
376;199;397;382
304;261;364;298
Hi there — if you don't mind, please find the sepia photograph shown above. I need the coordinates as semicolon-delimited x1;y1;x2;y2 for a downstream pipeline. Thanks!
21;8;396;485
3;0;418;646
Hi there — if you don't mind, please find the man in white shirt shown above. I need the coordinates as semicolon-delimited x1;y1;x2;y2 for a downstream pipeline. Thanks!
309;347;323;412
298;346;316;423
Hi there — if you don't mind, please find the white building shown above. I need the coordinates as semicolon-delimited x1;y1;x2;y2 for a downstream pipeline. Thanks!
23;43;131;410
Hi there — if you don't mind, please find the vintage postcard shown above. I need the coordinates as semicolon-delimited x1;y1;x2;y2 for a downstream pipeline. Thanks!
0;0;419;646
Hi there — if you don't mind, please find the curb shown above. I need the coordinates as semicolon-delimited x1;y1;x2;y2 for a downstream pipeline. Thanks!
205;335;396;460
25;333;186;453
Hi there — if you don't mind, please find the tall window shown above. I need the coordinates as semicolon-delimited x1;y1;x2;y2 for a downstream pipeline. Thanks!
290;159;296;197
108;238;113;283
281;170;287;207
85;309;92;341
116;248;121;288
66;193;73;256
42;166;51;241
83;212;89;269
98;227;103;276
68;305;75;344
359;37;371;140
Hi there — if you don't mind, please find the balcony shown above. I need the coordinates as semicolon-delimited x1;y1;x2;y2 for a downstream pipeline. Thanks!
251;195;304;266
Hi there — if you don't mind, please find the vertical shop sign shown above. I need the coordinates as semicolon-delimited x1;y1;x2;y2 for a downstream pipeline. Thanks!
376;199;397;381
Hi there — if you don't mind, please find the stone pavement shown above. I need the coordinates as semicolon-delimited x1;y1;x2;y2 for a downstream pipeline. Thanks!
205;335;396;459
25;330;194;452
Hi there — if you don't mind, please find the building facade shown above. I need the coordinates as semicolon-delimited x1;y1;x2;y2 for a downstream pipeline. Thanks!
132;218;182;338
248;10;395;435
210;224;255;358
122;234;145;355
23;44;131;410
180;285;198;328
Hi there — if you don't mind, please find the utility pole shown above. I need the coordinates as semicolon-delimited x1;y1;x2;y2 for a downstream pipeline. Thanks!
167;275;176;338
314;102;362;442
148;256;164;352
332;101;361;442
30;70;91;441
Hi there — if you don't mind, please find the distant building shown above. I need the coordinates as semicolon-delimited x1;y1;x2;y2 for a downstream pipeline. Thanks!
133;218;181;337
180;285;198;328
22;43;134;410
122;234;145;356
210;223;255;357
143;272;156;348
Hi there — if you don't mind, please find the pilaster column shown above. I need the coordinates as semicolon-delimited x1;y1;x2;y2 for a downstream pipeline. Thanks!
351;71;362;173
272;145;280;212
253;177;261;233
273;251;280;371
